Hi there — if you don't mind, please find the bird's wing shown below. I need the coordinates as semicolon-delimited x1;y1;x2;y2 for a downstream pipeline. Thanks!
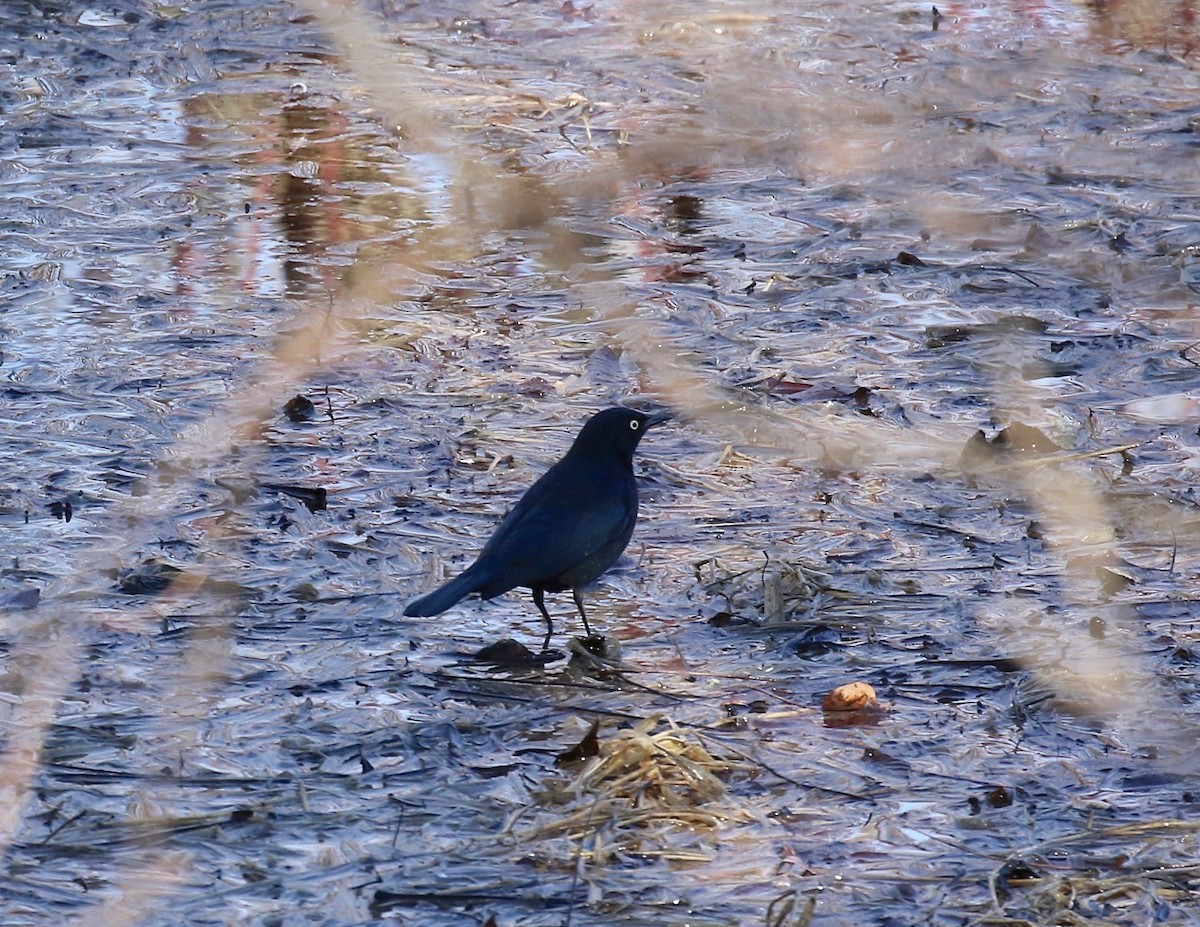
475;460;636;596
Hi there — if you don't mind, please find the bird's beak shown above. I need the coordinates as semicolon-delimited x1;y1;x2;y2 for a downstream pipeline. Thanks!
644;408;673;428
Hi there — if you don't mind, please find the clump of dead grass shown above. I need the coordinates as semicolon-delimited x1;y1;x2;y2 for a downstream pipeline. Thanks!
509;716;759;864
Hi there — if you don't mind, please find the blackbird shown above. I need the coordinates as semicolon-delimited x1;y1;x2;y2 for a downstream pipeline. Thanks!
404;406;669;650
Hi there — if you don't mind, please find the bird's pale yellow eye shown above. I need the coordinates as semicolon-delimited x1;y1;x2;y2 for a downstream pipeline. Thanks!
630;420;640;430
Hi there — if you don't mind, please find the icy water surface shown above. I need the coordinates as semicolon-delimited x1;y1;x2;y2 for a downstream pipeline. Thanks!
3;0;1200;924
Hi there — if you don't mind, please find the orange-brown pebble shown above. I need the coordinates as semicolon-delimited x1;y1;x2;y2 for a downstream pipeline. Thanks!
822;681;877;712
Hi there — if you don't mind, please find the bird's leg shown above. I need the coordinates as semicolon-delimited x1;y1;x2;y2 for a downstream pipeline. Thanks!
532;588;554;652
572;588;593;638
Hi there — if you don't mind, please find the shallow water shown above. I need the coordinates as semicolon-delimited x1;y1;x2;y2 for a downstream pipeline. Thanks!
3;0;1200;924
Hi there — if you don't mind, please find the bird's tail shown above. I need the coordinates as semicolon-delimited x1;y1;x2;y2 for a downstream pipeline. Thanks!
403;566;489;617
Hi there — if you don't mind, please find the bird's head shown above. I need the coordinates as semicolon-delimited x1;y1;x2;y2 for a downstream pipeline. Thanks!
570;406;671;460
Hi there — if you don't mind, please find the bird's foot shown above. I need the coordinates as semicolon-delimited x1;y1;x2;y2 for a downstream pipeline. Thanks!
567;632;621;665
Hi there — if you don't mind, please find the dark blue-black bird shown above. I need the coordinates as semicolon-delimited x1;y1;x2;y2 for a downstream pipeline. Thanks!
404;406;669;651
